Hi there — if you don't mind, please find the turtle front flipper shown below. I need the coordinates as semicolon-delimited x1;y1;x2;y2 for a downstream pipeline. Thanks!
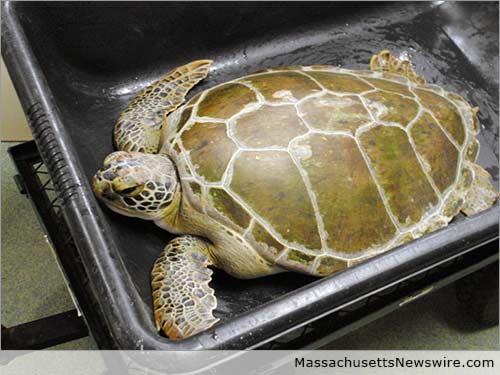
115;60;213;153
370;50;426;84
151;235;219;340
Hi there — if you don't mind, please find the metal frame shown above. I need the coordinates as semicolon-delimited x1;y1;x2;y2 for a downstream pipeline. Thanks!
1;310;87;350
4;141;114;349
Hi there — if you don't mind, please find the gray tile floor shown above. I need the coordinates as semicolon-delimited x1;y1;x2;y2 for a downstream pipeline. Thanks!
1;141;498;350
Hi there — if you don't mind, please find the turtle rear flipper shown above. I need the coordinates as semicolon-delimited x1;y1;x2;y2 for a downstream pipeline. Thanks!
114;60;212;153
461;162;499;216
151;235;219;340
370;50;426;84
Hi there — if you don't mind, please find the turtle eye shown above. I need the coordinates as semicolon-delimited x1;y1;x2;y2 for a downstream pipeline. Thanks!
120;186;137;194
116;184;144;197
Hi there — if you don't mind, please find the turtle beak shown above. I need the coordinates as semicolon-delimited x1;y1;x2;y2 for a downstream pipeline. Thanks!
92;173;116;201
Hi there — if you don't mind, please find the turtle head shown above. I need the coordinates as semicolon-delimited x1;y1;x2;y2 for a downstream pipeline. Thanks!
92;151;180;221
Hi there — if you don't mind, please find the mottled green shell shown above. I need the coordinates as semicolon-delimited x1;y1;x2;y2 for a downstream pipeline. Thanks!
162;66;479;275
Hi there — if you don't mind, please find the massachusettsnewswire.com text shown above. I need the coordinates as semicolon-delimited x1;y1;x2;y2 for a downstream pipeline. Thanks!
295;356;494;369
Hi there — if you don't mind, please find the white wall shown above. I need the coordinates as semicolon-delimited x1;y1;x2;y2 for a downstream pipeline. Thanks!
1;59;32;141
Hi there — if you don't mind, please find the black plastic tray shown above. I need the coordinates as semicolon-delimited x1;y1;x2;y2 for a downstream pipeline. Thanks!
2;1;498;351
8;139;498;353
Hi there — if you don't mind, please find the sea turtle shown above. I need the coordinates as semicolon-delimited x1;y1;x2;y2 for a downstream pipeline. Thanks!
92;51;498;340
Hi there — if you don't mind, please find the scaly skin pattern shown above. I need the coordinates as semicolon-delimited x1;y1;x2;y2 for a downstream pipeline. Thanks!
151;235;219;340
114;60;213;153
161;63;497;276
93;152;179;220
